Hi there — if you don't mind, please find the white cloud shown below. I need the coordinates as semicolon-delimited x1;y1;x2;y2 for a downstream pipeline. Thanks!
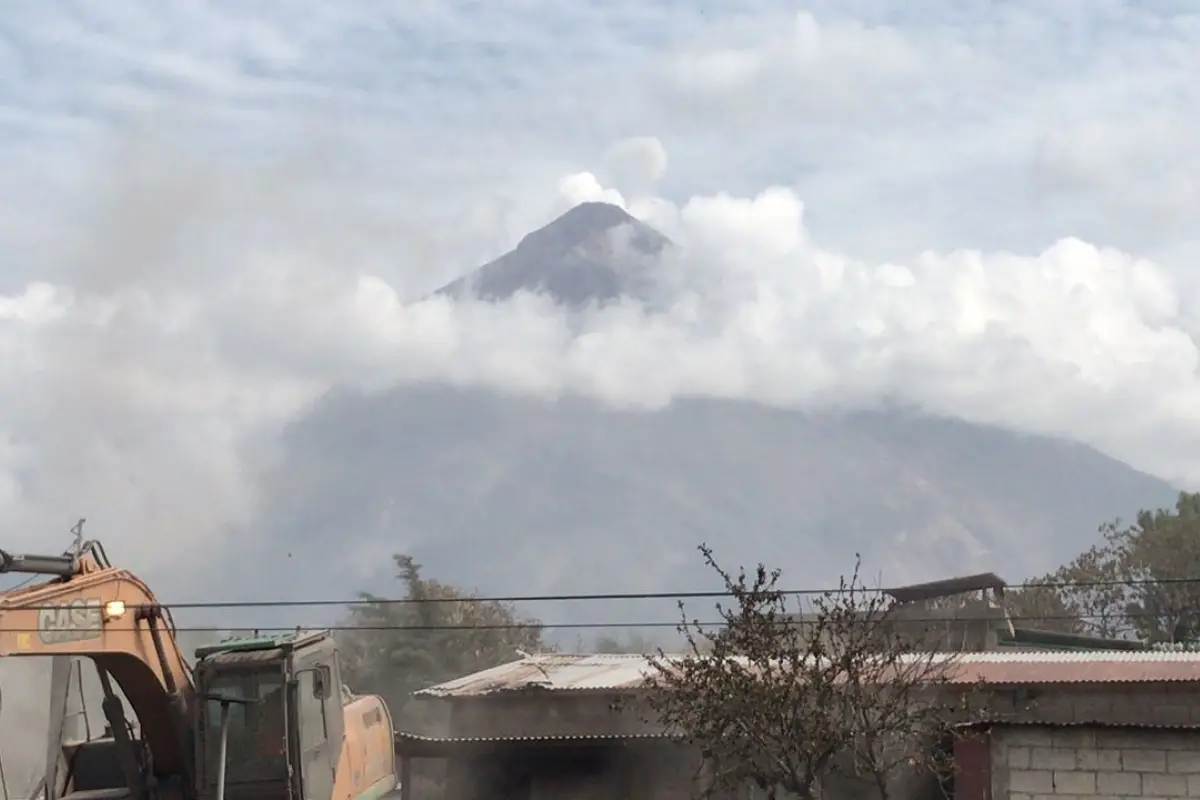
602;137;669;201
1;7;1198;772
4;136;1200;594
0;0;1199;596
660;11;949;124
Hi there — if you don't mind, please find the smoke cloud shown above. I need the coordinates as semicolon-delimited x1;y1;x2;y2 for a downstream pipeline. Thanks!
3;133;1197;585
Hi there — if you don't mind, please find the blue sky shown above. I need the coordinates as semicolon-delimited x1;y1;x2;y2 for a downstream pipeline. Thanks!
1;1;1200;589
3;0;1198;280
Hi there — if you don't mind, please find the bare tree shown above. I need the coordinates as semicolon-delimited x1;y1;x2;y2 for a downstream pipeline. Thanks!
643;545;975;800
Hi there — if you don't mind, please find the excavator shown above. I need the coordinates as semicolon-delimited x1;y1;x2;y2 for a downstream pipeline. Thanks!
0;537;398;800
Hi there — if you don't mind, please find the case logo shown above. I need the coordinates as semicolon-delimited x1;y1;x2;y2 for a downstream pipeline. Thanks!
38;598;103;645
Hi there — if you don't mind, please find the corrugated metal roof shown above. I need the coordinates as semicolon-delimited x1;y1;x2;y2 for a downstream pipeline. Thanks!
950;650;1200;684
959;719;1200;731
416;650;1200;698
885;573;1006;603
393;729;681;756
395;731;675;744
415;654;655;697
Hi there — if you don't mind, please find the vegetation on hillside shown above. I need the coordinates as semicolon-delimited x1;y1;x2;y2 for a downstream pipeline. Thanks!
1007;491;1200;644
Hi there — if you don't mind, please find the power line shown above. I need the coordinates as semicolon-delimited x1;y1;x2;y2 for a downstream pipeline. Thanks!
34;574;1200;611
5;577;1200;614
0;609;1191;633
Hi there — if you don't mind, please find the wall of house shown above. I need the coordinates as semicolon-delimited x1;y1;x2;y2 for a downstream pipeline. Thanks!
988;683;1200;727
441;744;705;800
989;725;1200;800
819;755;947;800
439;684;1200;800
886;599;1005;652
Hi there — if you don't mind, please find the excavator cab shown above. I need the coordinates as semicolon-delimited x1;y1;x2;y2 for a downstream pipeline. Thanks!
193;631;346;800
0;535;397;800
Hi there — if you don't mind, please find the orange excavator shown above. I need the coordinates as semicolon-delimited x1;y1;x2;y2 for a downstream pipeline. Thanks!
0;537;398;800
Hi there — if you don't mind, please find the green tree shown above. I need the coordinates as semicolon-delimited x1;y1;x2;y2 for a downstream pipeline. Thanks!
336;554;548;727
1104;492;1200;643
1025;492;1200;644
1003;544;1130;639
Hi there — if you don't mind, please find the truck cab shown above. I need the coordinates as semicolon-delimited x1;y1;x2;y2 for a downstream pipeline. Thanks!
193;631;348;800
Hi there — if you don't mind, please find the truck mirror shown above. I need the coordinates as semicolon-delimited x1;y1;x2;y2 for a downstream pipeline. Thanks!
313;668;330;699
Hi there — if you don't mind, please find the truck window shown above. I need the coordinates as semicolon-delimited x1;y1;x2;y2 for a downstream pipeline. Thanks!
203;670;288;786
298;669;328;744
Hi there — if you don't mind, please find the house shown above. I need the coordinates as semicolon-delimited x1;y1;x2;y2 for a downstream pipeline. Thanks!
394;654;681;800
394;649;1200;800
955;648;1200;800
791;572;1150;654
390;571;1178;800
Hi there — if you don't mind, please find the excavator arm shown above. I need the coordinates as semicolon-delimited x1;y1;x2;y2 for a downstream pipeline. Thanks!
0;541;194;784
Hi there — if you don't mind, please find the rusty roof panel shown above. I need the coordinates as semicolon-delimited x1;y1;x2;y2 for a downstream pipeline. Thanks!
416;650;1200;698
947;650;1200;684
959;719;1200;731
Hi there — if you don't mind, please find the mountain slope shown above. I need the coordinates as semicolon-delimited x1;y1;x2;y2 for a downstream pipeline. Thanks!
433;201;672;305
236;387;1177;634
230;202;1181;629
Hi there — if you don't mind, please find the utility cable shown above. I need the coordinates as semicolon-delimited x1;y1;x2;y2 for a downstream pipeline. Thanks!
0;608;1193;633
8;574;1200;612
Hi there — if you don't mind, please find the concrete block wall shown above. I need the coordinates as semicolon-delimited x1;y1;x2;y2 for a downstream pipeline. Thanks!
992;725;1200;800
988;685;1200;727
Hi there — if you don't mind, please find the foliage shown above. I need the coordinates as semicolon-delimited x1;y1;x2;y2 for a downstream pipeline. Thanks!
643;545;972;800
1016;492;1200;644
336;554;548;726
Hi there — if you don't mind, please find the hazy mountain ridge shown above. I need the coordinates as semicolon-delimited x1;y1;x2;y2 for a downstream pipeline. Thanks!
240;389;1176;626
233;202;1181;622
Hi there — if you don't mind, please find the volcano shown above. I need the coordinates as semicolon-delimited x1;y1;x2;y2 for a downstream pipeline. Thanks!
434;202;672;306
227;202;1181;635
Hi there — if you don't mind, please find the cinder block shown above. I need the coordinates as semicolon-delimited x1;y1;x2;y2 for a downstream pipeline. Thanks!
1111;699;1155;724
1098;729;1158;749
1187;775;1200;797
1151;706;1195;726
1052;770;1096;794
1031;696;1078;720
1032;748;1080;771
1053;728;1097;749
1145;773;1191;797
1168;751;1200;774
1124;748;1168;772
1010;770;1055;794
1161;732;1200;751
1096;771;1141;796
1007;728;1057;747
1071;699;1114;723
1076;748;1121;771
1007;747;1031;769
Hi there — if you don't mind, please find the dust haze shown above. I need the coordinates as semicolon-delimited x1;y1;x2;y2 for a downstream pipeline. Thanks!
2;110;1200;783
3;121;1198;603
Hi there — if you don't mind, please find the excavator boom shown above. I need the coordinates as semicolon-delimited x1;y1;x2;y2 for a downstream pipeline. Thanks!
0;535;397;800
0;540;194;791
